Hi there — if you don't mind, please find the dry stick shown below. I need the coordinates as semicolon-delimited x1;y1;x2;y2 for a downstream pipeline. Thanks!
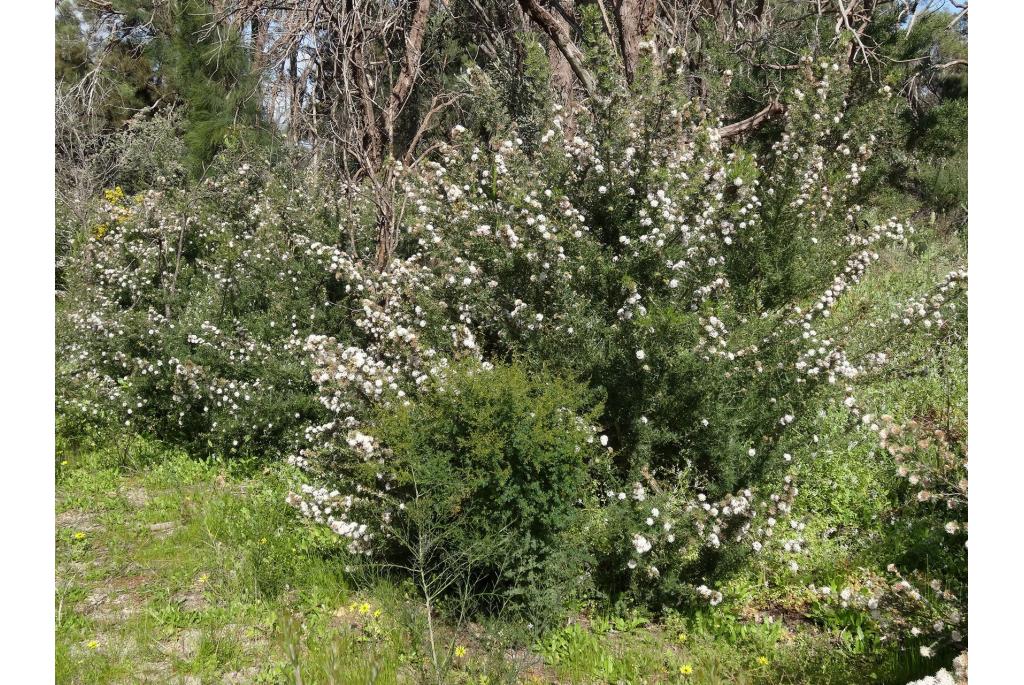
947;7;967;30
716;100;785;141
837;0;876;78
595;0;619;51
904;0;919;36
403;93;463;167
518;0;599;99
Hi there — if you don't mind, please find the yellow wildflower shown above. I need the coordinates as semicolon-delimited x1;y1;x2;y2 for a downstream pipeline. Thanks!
757;656;769;666
372;609;382;619
454;645;467;658
676;632;688;644
358;602;371;615
198;573;209;584
679;663;693;675
74;532;86;541
87;640;99;650
104;186;125;204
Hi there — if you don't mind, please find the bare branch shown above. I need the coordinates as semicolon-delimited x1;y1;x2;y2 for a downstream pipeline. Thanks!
716;100;785;141
517;0;598;98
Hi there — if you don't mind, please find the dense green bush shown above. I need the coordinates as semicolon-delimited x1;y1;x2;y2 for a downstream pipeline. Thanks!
56;145;347;460
371;361;600;619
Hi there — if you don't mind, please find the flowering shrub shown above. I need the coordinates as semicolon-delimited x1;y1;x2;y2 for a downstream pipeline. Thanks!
58;51;966;650
57;151;354;458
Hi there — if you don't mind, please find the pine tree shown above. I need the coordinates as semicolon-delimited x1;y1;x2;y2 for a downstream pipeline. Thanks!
156;0;266;172
55;0;266;171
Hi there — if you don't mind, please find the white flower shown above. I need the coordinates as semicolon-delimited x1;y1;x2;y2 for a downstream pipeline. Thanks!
632;534;652;555
600;434;609;447
635;349;646;360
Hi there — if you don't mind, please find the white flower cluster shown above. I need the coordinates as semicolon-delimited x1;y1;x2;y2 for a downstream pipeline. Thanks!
286;485;372;555
696;584;724;606
904;653;967;685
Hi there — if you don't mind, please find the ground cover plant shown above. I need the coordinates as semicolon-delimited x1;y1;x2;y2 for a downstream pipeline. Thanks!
56;1;967;682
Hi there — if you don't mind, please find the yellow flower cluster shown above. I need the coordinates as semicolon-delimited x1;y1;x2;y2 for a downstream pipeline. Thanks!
344;600;383;619
103;186;126;204
92;186;135;240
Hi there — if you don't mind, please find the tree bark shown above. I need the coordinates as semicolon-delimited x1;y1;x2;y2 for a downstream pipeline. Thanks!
384;0;434;154
548;0;577;110
613;0;656;83
518;0;598;98
374;0;433;269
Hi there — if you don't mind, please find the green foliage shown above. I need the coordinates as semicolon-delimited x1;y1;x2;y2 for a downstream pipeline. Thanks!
55;1;162;131
55;0;268;171
57;146;348;460
156;0;266;172
373;361;600;621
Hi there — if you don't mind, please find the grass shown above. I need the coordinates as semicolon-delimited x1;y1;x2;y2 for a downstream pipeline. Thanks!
56;436;953;684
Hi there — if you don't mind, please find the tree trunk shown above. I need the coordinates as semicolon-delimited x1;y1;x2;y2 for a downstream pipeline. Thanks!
614;0;656;83
384;0;433;155
548;0;577;112
373;203;398;271
518;0;598;98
